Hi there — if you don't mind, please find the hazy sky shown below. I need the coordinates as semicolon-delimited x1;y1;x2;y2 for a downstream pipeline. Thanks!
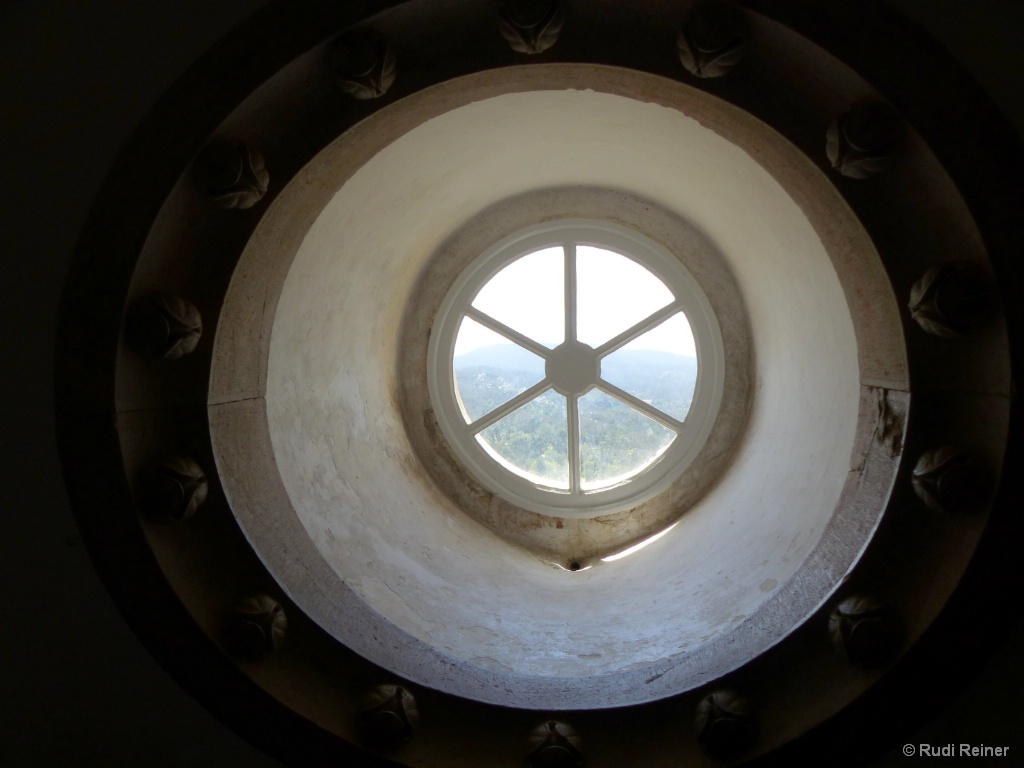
454;246;697;358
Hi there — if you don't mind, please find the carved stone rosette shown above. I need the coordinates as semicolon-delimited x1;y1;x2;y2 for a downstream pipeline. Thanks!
826;103;902;179
222;594;287;663
125;293;202;360
356;684;419;753
676;2;746;78
908;261;993;337
195;141;269;209
499;0;566;55
330;29;397;100
829;595;902;667
694;690;757;759
525;720;584;768
912;447;990;515
135;456;208;521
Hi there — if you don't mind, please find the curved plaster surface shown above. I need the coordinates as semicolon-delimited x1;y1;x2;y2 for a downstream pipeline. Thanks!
400;189;752;560
213;67;906;708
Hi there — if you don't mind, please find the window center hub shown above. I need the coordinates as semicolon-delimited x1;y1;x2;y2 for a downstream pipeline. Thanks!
546;340;599;396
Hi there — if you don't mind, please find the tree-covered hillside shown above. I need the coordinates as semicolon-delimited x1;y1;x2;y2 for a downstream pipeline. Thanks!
453;344;698;485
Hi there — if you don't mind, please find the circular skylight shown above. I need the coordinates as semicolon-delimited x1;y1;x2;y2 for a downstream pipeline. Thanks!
429;220;725;517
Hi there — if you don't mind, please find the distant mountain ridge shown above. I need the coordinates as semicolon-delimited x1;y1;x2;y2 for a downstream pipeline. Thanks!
454;343;697;380
454;343;546;375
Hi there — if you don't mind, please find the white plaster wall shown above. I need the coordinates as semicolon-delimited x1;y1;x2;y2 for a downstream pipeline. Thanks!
265;89;860;677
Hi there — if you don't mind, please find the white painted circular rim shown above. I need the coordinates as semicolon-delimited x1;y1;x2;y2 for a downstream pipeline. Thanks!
210;67;911;709
427;219;725;517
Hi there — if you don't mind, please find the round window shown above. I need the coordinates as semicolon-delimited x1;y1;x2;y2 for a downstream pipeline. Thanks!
428;220;724;517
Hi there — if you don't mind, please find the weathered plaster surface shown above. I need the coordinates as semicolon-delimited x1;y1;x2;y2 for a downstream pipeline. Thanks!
212;69;907;707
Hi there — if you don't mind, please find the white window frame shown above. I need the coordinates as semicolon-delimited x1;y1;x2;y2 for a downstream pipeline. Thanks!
428;220;725;518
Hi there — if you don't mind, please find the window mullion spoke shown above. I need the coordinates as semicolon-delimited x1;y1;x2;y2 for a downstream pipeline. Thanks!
567;393;581;494
565;243;577;343
595;300;682;357
597;379;685;432
467;379;552;434
464;307;552;359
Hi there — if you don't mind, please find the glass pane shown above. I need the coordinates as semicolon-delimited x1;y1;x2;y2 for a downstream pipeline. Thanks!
600;312;697;422
472;246;564;348
477;392;569;489
576;246;674;347
579;389;676;490
453;317;545;423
